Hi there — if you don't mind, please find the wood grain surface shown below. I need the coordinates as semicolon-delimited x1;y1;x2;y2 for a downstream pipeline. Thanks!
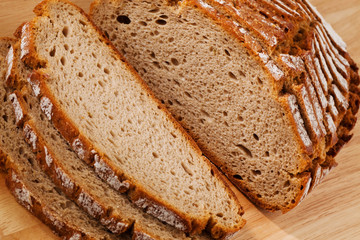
0;0;360;239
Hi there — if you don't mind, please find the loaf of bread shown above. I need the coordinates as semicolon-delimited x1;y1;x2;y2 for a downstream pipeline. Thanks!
7;40;211;240
0;37;123;240
90;0;360;212
18;0;245;238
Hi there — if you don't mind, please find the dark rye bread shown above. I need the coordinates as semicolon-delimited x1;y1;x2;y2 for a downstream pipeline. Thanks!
90;0;360;211
18;0;245;238
0;37;122;240
7;41;210;240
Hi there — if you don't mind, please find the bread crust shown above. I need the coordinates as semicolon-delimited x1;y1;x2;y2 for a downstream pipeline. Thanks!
0;154;111;240
19;0;245;237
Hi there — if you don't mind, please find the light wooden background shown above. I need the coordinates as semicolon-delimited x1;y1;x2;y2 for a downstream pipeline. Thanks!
0;0;360;239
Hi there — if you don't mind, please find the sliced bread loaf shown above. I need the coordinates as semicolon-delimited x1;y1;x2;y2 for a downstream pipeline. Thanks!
90;0;360;211
7;40;210;240
19;0;245;238
0;37;122;240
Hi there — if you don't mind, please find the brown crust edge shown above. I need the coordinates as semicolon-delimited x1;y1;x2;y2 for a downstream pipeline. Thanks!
0;154;90;240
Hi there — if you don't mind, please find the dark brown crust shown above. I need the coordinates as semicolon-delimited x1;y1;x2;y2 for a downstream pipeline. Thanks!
24;117;132;234
3;162;93;240
20;0;245;237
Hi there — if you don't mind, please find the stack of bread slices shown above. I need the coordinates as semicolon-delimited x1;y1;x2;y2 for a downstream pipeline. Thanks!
0;0;358;240
90;0;360;211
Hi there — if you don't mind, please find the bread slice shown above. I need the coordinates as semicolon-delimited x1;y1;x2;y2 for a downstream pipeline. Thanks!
0;37;122;240
7;41;210;240
90;0;360;211
19;0;245;238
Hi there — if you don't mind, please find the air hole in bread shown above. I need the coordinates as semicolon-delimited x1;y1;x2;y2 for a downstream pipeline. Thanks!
265;151;270;157
300;185;304;190
210;169;214;176
62;26;69;37
108;137;117;147
63;44;69;51
98;81;104;87
223;111;228;116
149;8;160;13
139;21;147;26
152;152;159;158
150;52;155;58
27;157;34;166
49;47;56;57
224;121;229;127
104;68;110;74
87;112;93;119
184;91;192;98
237;115;243;122
224;49;230;56
181;162;193;176
167;100;173;106
79;20;86;26
18;147;24;155
238;70;245;77
131;32;137;37
152;61;161;69
50;134;57;141
284;180;290;188
159;15;168;19
257;194;262;198
201;109;210;117
32;179;40;183
235;144;252;158
216;213;224;217
171;58;179;66
155;19;167;25
117;15;131;24
251;170;261;176
168;37;174;42
60;57;66;66
273;148;277;154
228;71;237;80
78;72;83;77
253;133;259;141
233;174;243;180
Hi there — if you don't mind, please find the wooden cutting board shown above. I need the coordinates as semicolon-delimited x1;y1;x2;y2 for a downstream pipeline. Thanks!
0;0;359;239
